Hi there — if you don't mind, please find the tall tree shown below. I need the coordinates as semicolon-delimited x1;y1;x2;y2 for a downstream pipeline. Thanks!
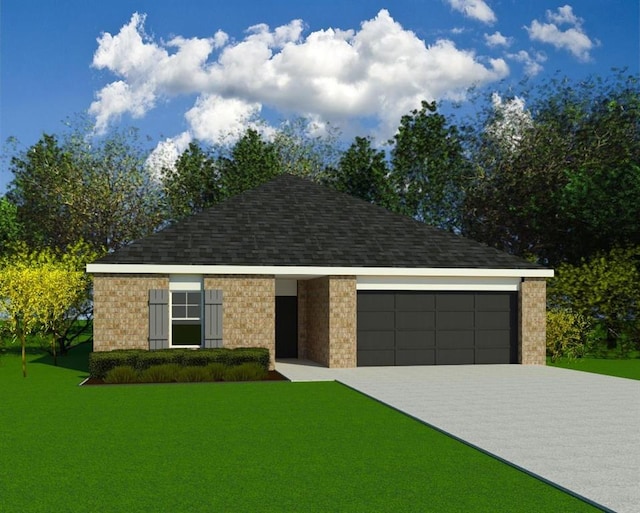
162;141;220;221
0;243;91;376
8;124;164;252
324;136;399;210
390;101;470;230
0;196;21;254
463;72;640;265
219;128;282;198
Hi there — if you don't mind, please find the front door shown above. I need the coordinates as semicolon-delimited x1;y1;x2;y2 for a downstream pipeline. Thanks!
276;296;298;358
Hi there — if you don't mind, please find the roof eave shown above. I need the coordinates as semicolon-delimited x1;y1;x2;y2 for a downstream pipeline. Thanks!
86;263;553;278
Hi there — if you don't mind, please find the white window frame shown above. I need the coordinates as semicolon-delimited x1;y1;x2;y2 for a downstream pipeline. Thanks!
169;276;203;348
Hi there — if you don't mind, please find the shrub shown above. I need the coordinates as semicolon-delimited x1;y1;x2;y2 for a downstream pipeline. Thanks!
104;366;139;384
138;364;181;383
546;309;590;360
179;366;211;382
224;362;268;381
89;347;270;378
89;351;139;379
206;363;226;381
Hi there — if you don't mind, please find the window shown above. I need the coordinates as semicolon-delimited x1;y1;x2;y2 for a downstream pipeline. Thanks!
170;275;203;347
171;291;202;346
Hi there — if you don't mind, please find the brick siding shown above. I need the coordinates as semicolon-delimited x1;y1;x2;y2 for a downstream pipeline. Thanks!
204;275;275;368
93;274;169;351
519;278;547;365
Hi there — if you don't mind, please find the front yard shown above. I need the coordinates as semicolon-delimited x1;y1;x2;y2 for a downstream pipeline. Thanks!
548;355;640;380
0;344;598;512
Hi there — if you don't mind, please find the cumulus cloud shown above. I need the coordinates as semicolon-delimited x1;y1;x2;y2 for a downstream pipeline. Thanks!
487;93;532;151
446;0;496;24
507;50;546;76
89;9;509;144
526;5;597;61
145;131;193;178
484;31;510;48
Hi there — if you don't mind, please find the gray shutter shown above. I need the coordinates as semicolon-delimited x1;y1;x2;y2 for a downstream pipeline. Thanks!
149;289;169;350
204;290;223;348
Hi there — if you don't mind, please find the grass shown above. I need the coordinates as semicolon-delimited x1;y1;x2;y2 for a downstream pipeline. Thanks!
547;355;640;380
0;345;599;513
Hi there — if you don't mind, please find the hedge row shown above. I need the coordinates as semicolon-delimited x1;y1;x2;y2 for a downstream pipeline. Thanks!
89;347;270;379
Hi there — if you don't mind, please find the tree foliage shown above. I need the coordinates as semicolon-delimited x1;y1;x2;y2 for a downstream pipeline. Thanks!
390;100;470;231
464;72;640;265
0;241;97;376
0;196;21;254
548;246;640;356
8;124;164;252
324;136;398;210
162;141;220;222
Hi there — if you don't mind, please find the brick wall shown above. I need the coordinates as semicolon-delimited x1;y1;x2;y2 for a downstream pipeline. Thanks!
204;275;275;368
298;276;356;368
519;278;547;365
328;276;357;368
299;276;330;366
93;274;169;351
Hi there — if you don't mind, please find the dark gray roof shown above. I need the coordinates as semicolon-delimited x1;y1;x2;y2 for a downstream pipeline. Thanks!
96;174;542;269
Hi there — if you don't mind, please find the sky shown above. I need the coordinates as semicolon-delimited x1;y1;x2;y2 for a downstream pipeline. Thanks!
1;0;638;192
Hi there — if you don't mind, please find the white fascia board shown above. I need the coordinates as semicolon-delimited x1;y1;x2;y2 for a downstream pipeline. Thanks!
86;263;553;278
357;276;521;291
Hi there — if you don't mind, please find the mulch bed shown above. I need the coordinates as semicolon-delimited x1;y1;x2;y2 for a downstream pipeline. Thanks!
81;370;289;385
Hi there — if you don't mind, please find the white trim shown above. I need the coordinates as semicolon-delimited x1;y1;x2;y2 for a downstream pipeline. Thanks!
88;263;553;278
169;275;202;291
357;276;521;291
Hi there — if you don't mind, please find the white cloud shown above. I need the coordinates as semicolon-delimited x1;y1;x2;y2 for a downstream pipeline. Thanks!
446;0;496;24
145;131;192;178
487;93;532;151
507;50;547;76
89;9;509;144
526;5;597;61
484;31;511;48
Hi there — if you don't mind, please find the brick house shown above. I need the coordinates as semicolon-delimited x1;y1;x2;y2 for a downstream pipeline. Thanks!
87;174;552;369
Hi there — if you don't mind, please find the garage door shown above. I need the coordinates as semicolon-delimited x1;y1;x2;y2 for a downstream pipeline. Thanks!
357;291;517;366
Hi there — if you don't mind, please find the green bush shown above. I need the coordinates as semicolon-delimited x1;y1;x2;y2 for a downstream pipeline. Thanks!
206;363;226;381
89;347;270;378
546;309;590;361
179;366;211;382
138;364;182;383
89;351;139;379
224;362;268;382
104;366;139;384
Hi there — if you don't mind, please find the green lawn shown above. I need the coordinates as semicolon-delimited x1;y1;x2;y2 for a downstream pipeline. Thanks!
547;355;640;380
0;345;598;513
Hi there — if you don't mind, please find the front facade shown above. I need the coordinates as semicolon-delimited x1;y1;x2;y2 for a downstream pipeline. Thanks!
88;175;552;368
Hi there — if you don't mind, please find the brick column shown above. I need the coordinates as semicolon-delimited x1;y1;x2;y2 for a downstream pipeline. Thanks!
328;276;357;368
519;278;547;365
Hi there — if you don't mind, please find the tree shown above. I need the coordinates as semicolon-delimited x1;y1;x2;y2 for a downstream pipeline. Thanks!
162;141;220;221
324;136;399;210
219;129;282;198
8;123;164;252
548;246;640;356
0;196;21;254
390;101;470;230
463;72;640;265
0;242;92;376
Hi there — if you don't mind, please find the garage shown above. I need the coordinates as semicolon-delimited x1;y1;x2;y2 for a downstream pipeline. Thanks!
357;291;518;366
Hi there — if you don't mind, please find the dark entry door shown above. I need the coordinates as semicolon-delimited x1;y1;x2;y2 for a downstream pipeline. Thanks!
357;291;517;366
276;296;298;358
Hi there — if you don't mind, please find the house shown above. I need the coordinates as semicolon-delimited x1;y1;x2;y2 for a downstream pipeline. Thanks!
86;174;553;368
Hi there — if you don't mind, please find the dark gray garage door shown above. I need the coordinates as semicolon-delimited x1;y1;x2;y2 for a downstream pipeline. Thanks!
357;291;517;366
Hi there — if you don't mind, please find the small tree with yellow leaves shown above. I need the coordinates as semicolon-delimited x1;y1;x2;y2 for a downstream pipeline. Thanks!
0;242;94;377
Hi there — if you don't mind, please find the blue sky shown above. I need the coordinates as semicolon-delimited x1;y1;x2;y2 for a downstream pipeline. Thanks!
1;0;638;192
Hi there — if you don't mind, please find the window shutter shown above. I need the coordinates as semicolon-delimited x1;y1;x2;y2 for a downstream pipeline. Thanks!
149;289;169;350
204;290;223;348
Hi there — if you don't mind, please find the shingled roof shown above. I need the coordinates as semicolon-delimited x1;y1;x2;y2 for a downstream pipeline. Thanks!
95;174;542;269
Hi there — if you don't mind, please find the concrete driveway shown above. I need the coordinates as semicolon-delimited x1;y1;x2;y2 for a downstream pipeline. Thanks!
276;361;640;513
